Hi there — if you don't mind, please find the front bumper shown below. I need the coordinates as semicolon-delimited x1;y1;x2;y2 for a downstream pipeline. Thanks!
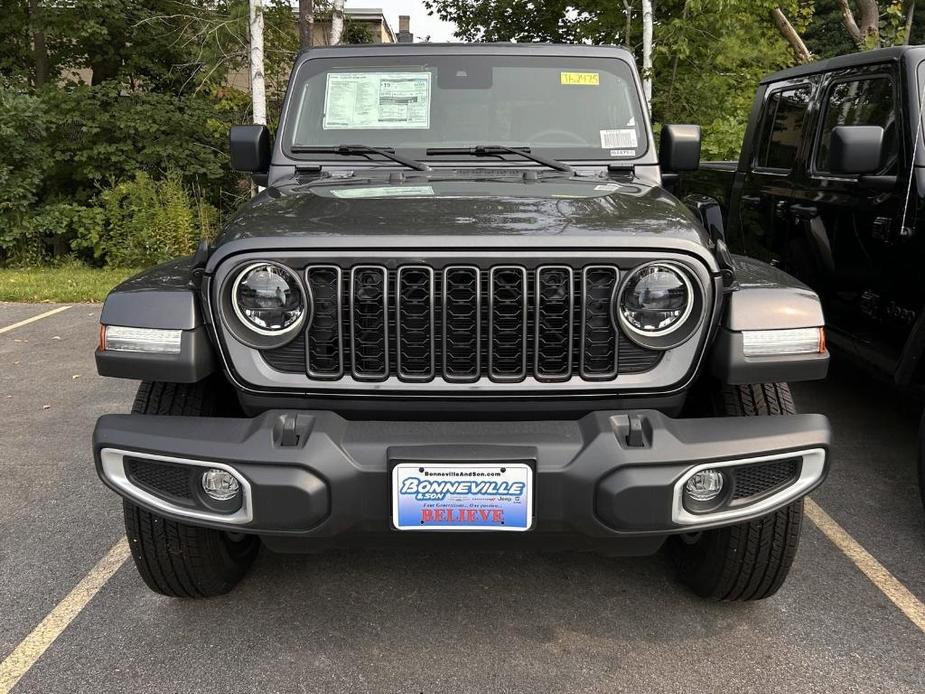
93;409;830;547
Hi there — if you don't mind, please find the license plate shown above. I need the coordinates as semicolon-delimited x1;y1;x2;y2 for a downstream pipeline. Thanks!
391;463;533;531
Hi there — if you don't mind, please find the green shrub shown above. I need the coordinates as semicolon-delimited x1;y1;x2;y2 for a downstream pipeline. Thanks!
76;172;218;268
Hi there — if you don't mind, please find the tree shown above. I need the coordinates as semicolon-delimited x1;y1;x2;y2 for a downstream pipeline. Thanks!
299;0;314;49
642;0;653;106
249;0;267;125
330;0;345;45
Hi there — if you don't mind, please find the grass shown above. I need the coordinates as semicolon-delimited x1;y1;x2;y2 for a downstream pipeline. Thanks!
0;265;140;303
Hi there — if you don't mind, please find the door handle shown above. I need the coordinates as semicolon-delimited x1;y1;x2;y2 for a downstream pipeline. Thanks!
789;203;818;219
740;195;762;209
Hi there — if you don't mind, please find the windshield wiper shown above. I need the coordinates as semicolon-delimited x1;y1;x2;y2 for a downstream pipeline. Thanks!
290;144;431;171
425;145;573;173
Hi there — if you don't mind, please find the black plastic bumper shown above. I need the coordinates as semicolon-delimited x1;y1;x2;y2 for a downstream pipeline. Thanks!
93;409;831;549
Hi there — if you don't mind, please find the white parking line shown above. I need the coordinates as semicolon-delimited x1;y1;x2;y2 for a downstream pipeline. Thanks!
0;539;129;694
806;498;925;633
0;306;71;335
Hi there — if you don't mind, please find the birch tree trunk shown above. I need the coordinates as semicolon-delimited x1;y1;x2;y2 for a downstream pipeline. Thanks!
622;0;632;49
772;8;813;64
249;0;266;126
642;0;653;108
330;0;345;45
299;0;314;50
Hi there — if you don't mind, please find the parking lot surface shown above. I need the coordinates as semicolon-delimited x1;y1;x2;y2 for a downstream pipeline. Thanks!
1;302;924;693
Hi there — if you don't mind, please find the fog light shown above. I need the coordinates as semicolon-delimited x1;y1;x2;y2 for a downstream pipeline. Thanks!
201;469;240;501
684;469;725;502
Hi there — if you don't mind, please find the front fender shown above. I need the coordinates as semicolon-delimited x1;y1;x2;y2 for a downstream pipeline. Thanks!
96;257;217;383
709;255;829;385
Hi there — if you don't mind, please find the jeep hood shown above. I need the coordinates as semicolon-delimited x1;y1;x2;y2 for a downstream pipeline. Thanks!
217;174;709;249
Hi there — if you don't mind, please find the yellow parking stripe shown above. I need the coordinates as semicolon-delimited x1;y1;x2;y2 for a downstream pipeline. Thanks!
0;306;71;335
0;538;129;694
806;498;925;633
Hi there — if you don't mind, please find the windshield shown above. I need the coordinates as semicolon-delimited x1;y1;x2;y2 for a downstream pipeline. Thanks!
281;54;648;163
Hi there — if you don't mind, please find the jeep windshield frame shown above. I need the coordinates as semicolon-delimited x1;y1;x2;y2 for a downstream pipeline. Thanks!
278;49;651;167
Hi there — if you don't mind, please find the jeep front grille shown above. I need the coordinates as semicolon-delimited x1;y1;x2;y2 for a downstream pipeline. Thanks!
261;263;663;384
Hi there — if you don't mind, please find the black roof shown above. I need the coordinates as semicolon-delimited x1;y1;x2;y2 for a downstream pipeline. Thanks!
760;45;925;84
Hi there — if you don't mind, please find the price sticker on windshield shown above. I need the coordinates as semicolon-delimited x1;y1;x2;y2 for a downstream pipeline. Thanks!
560;71;600;86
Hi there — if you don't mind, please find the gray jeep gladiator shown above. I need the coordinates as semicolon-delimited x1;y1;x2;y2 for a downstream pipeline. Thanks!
92;43;832;601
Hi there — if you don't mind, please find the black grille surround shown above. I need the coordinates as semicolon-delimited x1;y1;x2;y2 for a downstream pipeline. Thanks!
215;253;715;395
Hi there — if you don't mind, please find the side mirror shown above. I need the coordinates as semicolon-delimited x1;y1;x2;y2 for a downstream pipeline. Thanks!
829;125;884;175
659;124;701;174
230;124;272;174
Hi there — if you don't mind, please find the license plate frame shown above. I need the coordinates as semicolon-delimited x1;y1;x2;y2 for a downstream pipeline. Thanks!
391;462;534;532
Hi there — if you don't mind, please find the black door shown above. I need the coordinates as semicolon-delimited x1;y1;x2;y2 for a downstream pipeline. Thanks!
789;66;908;370
731;81;813;266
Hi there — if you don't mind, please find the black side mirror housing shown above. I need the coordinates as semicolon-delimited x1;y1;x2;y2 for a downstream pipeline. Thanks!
659;124;702;174
829;125;884;175
230;124;272;176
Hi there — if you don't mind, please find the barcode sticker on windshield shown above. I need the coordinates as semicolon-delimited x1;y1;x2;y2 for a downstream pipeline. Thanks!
600;129;637;149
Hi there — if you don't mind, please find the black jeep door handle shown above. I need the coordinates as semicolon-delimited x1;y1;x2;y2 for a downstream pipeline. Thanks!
740;194;762;209
789;203;818;219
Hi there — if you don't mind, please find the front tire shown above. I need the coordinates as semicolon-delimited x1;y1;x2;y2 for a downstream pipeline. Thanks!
123;380;259;598
671;382;804;601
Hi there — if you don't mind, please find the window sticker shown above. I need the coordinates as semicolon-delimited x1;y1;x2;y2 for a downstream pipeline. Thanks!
330;185;435;199
560;71;600;86
600;128;638;149
323;72;431;130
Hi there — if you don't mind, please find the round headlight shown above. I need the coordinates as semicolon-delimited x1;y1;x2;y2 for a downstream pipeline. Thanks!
619;263;693;337
232;262;305;335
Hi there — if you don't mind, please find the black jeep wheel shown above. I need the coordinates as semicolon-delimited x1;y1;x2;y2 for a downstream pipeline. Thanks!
123;380;259;598
671;382;804;601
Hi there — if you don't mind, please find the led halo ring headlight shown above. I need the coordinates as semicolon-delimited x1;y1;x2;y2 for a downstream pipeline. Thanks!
225;261;311;349
615;261;704;351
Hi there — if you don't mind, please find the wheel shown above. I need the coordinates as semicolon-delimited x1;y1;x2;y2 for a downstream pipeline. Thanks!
670;382;804;601
123;380;259;598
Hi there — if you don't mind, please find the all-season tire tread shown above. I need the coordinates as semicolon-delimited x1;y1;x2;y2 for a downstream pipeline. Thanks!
672;381;803;601
122;380;257;598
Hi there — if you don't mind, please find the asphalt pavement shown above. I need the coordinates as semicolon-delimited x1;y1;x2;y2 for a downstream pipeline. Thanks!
1;301;924;694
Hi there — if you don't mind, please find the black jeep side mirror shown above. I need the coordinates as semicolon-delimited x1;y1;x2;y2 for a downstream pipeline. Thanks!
829;125;884;175
659;124;702;174
230;124;272;175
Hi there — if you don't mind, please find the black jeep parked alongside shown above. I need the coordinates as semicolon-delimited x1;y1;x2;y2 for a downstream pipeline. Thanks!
92;43;831;600
676;45;925;506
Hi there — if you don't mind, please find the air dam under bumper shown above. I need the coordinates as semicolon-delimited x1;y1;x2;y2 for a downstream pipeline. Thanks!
93;410;831;543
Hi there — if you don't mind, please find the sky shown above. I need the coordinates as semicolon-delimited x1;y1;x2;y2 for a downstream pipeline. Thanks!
345;0;460;42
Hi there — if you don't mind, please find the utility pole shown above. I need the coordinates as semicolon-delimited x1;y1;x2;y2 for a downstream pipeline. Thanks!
299;0;314;50
249;0;266;126
642;0;653;108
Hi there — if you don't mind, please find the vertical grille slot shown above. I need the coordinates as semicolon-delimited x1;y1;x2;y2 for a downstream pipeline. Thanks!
581;266;619;380
535;266;574;381
489;266;528;381
396;266;435;381
350;265;388;380
442;266;481;382
305;265;343;379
